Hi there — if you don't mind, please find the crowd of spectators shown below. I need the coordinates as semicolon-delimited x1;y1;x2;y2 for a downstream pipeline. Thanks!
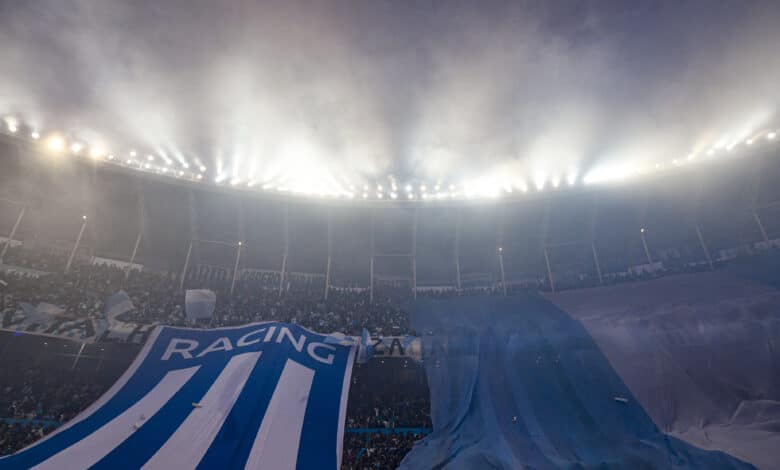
1;242;779;468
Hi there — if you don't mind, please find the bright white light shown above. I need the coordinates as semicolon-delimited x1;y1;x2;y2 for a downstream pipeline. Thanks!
183;163;189;168
70;143;83;154
706;149;715;156
746;139;754;145
551;177;560;188
107;154;114;160
420;184;427;192
147;155;154;161
31;131;40;139
405;184;412;192
90;146;106;159
46;136;64;153
434;184;441;191
8;124;17;133
377;184;383;191
377;192;384;199
390;192;397;199
362;193;368;199
769;132;777;140
199;165;206;172
130;150;137;157
449;184;455;191
583;163;637;184
687;153;696;160
162;168;168;173
566;172;577;186
197;174;203;180
534;175;545;191
144;163;151;169
126;159;132;164
407;193;415;199
363;184;369;191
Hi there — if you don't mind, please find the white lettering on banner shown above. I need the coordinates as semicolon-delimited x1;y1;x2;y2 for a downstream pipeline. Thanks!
162;338;199;360
196;337;233;358
237;328;266;347
307;343;336;365
161;328;340;366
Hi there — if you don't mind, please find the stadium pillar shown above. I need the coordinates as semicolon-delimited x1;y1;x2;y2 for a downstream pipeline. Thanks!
65;216;88;274
543;245;555;293
0;205;25;264
231;241;243;296
695;223;714;271
589;195;603;285
591;242;604;285
325;215;332;299
454;210;462;294
369;211;375;304
279;206;289;296
180;240;193;290
640;229;653;265
412;208;418;298
753;210;769;242
71;342;86;371
127;188;144;278
497;206;507;296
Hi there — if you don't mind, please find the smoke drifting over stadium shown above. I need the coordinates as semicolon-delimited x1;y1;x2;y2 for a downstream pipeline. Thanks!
1;0;780;195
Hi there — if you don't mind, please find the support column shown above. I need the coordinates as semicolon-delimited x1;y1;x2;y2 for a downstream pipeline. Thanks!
541;199;554;293
497;207;506;296
126;188;144;278
71;342;86;371
753;210;769;242
65;215;88;274
325;214;332;299
543;245;555;293
369;211;375;304
454;210;462;294
0;205;25;264
180;240;193;290
640;228;653;264
412;208;418;298
695;223;714;271
589;195;603;285
231;241;243;296
279;206;289;296
591;242;603;285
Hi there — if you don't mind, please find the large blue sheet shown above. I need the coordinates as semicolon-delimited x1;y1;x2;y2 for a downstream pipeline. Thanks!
400;294;754;469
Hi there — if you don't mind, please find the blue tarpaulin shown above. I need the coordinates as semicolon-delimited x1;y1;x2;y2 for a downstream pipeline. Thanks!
399;294;754;469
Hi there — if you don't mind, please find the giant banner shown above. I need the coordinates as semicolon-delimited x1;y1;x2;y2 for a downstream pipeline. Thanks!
0;322;356;469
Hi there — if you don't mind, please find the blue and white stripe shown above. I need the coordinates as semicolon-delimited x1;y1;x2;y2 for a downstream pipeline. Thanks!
0;322;356;470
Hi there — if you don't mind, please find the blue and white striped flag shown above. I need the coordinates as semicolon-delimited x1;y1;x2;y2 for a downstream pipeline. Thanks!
1;322;356;469
185;289;216;321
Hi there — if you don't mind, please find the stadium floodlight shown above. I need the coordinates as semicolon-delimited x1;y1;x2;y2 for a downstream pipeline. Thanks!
420;184;427;192
82;215;88;221
147;155;154;161
377;184;383;191
640;227;646;233
162;168;168;173
90;146;106;159
31;131;40;139
706;149;715;156
178;170;184;176
434;184;441;191
70;143;83;154
377;192;384;199
126;159;132;164
197;174;203;179
769;132;777;140
362;192;368;199
46;136;65;153
7;123;17;133
199;165;206;172
107;154;115;160
144;163;151;169
390;192;398;199
407;193;415;199
746;139;753;145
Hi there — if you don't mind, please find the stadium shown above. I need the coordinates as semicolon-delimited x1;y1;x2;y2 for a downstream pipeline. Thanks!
1;1;780;469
